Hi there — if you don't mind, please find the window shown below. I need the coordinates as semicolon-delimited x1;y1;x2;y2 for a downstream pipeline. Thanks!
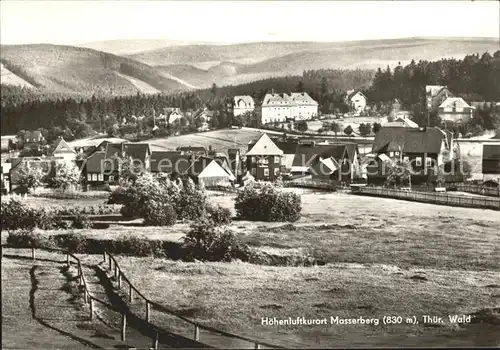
92;174;97;181
98;173;103;181
274;156;279;163
403;156;410;163
264;168;269;176
274;168;279;175
395;151;400;156
109;175;114;182
263;157;268;165
87;173;92;181
415;157;422;166
425;157;432;167
389;152;394;157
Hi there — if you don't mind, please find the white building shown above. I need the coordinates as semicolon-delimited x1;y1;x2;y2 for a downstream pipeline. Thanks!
290;92;319;120
345;90;367;114
261;92;318;124
233;95;255;117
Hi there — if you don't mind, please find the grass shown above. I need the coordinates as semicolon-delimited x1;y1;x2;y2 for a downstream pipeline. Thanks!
113;256;500;348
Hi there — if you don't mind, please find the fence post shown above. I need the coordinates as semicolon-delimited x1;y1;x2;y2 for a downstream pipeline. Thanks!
84;287;88;304
121;314;127;341
118;272;122;288
114;264;118;279
254;342;260;349
194;325;200;341
129;284;133;302
89;297;94;319
66;253;70;266
146;301;150;322
103;251;106;263
152;331;159;349
31;247;35;261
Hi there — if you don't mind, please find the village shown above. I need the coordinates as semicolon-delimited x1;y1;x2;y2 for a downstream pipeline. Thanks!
1;85;499;198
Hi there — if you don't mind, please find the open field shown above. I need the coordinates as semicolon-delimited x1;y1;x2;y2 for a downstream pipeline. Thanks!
113;257;500;348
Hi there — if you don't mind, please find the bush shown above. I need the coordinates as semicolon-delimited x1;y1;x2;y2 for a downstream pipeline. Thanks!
7;229;54;248
143;200;177;226
205;204;232;225
1;199;57;230
183;219;251;262
114;235;164;257
176;178;208;220
55;232;88;253
234;183;302;222
72;214;93;229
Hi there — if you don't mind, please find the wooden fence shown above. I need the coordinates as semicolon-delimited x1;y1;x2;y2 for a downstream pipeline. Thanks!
5;245;282;349
104;251;282;349
285;179;337;191
351;186;500;210
454;184;500;197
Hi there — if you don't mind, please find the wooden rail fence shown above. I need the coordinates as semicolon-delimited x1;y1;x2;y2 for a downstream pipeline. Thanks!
104;250;282;349
4;246;283;348
454;183;500;197
351;186;500;210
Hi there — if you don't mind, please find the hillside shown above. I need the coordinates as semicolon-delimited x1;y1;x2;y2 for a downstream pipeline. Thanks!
0;44;191;96
78;39;219;55
130;38;500;88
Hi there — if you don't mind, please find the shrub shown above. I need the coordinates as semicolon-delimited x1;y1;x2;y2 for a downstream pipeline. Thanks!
205;204;232;225
234;183;302;222
72;214;93;229
114;235;164;257
1;199;57;230
183;219;251;262
175;178;208;220
7;229;54;248
142;200;177;226
56;232;88;253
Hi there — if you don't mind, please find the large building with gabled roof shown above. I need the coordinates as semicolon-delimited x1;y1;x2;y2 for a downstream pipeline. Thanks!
246;133;284;181
261;92;318;124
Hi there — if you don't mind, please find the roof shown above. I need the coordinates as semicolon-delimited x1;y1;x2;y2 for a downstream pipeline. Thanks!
198;160;234;180
233;95;254;107
105;143;124;159
246;133;284;156
385;118;419;128
292;144;347;168
346;91;366;101
470;101;500;110
290;92;318;106
273;139;300;155
52;138;76;155
262;93;296;107
24;130;44;142
372;127;445;154
178;146;206;153
227;148;240;156
123;143;151;162
439;97;473;109
85;151;105;173
426;85;447;97
150;151;182;172
310;156;340;176
482;144;500;174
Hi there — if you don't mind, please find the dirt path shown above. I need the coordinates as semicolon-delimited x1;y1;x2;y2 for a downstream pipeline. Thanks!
2;248;132;349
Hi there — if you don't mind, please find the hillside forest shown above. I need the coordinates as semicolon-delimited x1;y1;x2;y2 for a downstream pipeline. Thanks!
1;51;499;144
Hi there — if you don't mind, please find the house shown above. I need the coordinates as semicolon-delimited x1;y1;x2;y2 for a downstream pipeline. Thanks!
345;90;367;114
8;157;54;193
273;138;300;172
290;92;318;120
261;93;295;124
177;146;207;156
150;152;193;178
194;108;215;130
1;160;12;193
245;133;284;181
291;142;361;182
384;115;419;128
482;144;500;182
369;126;452;184
161;107;184;124
438;97;475;124
233;95;255;117
21;130;45;148
426;85;453;113
191;157;235;187
261;92;318;124
83;151;107;186
99;142;151;184
51;137;77;163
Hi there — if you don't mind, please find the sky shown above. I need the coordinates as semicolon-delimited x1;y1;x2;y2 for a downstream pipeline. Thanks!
1;1;499;45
